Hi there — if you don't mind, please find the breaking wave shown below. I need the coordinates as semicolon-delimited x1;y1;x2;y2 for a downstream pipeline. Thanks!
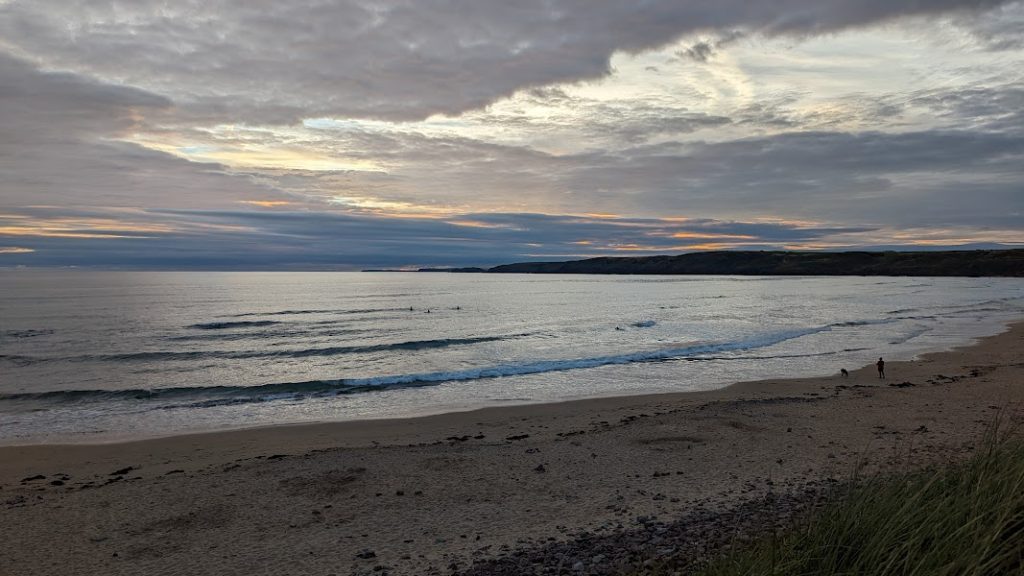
1;333;534;364
2;329;54;339
188;321;281;330
0;325;830;409
228;307;409;317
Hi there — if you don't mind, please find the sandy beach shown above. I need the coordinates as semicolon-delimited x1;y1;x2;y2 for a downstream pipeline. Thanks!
2;321;1022;576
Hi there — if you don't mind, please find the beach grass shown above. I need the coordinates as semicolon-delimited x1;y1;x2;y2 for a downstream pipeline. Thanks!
682;422;1024;576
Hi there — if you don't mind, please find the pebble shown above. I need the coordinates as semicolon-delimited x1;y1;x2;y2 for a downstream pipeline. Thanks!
454;484;830;576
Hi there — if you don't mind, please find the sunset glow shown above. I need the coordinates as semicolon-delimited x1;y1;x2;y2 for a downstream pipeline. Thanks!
0;1;1021;267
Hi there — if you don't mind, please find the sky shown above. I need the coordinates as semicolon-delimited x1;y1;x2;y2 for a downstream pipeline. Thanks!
0;0;1022;269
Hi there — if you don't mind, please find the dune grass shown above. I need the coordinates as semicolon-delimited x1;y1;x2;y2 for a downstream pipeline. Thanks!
692;425;1024;576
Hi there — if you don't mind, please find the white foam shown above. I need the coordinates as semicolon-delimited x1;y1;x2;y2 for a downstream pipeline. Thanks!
341;325;830;389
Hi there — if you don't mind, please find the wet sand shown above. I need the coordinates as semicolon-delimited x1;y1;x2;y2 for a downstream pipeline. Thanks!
2;321;1022;575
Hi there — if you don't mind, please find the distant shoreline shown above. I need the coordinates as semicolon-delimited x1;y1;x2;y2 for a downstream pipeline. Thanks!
363;248;1024;277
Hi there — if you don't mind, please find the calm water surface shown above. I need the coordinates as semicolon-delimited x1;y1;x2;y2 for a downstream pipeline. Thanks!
1;271;1021;443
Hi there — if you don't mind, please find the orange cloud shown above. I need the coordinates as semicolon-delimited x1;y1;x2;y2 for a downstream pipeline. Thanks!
241;200;293;208
0;217;174;239
668;232;756;240
781;243;845;250
674;242;739;251
328;195;459;219
0;246;34;254
446;219;523;230
0;226;147;239
605;241;755;252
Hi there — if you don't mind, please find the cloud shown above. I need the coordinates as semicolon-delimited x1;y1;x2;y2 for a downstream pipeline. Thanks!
3;205;1017;270
564;127;1024;225
677;30;745;62
0;53;283;209
964;1;1024;50
0;0;1013;122
909;85;1024;131
0;206;882;268
288;108;1024;228
0;53;169;142
0;2;1021;269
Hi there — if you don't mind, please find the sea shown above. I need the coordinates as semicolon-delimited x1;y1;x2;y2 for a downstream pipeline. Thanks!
1;271;1022;444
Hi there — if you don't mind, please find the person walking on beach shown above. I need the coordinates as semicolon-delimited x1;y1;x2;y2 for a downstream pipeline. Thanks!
877;357;885;379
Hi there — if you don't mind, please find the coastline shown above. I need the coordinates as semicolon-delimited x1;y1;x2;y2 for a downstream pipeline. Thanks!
3;311;1016;448
2;320;1022;575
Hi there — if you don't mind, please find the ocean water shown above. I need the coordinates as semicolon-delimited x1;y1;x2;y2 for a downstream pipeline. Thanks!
1;271;1022;444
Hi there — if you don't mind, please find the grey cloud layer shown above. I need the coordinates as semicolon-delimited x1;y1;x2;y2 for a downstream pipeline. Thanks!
2;43;1021;238
0;206;877;269
291;99;1024;227
0;54;168;143
4;205;1016;269
0;53;281;208
1;1;1021;268
0;0;1012;121
589;128;1024;224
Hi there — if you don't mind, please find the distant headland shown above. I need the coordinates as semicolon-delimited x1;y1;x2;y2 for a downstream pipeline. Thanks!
362;267;487;273
365;249;1024;277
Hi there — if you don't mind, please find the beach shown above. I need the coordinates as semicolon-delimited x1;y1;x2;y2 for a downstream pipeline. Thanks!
5;1;1024;572
1;320;1021;575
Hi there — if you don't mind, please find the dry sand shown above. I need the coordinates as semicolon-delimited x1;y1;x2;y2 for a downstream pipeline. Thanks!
1;321;1022;576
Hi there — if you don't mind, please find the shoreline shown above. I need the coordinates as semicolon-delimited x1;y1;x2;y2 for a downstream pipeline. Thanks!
2;314;1018;449
2;320;1022;575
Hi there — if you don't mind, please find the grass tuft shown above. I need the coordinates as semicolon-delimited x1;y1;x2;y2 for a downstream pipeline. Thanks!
696;423;1024;576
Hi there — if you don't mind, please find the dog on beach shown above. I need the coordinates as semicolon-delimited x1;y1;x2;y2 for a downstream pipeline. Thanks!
840;368;849;377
